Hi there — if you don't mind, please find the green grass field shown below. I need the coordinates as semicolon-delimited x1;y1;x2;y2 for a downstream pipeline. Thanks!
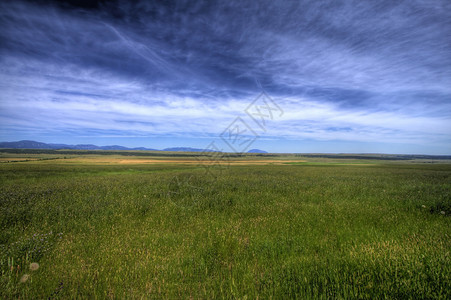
0;153;450;298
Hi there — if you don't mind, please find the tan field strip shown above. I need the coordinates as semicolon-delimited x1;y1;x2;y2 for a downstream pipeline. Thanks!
117;159;306;165
46;157;307;165
0;158;40;162
0;156;380;165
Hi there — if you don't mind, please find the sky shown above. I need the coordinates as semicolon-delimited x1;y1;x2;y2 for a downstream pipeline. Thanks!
0;0;450;154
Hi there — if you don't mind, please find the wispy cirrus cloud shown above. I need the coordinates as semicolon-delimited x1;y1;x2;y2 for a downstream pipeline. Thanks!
0;0;450;153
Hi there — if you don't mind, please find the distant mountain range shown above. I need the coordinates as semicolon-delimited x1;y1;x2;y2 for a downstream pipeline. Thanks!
0;140;267;153
0;140;157;151
247;149;268;153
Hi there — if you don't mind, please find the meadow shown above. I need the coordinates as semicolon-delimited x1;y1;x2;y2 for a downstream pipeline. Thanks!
0;151;450;298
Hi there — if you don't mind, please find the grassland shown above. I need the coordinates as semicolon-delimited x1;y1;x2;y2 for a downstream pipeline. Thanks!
0;151;450;298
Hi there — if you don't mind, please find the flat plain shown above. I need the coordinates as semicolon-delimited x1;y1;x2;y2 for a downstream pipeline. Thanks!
0;150;450;298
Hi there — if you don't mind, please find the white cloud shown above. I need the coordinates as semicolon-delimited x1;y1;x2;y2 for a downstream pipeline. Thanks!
1;0;450;153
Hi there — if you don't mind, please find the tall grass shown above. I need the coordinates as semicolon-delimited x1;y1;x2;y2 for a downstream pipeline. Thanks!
0;162;450;298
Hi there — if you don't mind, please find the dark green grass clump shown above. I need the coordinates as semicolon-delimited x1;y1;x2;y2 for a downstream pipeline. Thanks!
1;162;450;298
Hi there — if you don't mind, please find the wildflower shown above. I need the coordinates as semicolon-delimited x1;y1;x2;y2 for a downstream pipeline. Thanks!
421;205;426;208
20;274;30;283
440;211;446;215
30;262;39;271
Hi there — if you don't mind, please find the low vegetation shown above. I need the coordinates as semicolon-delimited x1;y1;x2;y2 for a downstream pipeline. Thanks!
0;154;450;298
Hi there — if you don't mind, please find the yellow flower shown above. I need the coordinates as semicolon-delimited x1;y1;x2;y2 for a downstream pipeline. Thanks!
20;274;30;283
30;262;39;271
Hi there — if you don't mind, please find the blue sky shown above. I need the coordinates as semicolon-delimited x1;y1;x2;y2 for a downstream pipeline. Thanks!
1;0;450;154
